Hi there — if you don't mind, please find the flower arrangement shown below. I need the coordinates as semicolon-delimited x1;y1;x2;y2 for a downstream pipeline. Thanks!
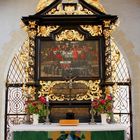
91;95;113;115
25;96;48;117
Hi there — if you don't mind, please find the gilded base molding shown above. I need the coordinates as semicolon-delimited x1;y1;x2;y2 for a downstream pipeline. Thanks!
39;80;102;101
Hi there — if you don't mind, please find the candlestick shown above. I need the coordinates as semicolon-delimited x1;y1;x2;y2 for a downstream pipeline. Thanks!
46;95;49;102
44;95;50;124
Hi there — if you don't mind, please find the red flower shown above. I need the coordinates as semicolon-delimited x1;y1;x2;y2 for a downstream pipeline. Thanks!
106;96;112;101
100;99;106;105
32;102;37;106
39;96;46;104
91;95;113;114
92;100;98;107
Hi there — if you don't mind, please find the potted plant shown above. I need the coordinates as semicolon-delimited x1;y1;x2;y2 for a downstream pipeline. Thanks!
91;95;113;124
25;96;48;124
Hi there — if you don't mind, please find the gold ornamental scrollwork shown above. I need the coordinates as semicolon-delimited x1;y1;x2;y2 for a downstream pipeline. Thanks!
27;21;37;38
103;20;111;28
36;0;105;14
39;80;102;101
22;84;36;99
27;30;37;38
47;4;94;15
36;0;55;13
56;30;84;41
105;38;121;82
37;26;59;37
110;39;121;81
29;21;36;29
19;39;30;83
81;25;102;36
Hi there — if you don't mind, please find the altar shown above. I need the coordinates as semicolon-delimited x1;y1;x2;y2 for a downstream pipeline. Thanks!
11;123;127;140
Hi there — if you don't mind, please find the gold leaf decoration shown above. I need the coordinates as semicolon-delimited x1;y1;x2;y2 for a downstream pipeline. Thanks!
39;80;102;101
56;30;84;41
22;84;36;99
110;39;121;81
47;4;94;15
27;30;37;38
19;39;30;83
103;29;111;39
36;0;105;14
37;26;59;37
36;0;55;13
29;21;36;28
103;20;111;28
81;25;102;36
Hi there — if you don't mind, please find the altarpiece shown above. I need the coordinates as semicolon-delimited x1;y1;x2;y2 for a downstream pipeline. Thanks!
21;0;118;122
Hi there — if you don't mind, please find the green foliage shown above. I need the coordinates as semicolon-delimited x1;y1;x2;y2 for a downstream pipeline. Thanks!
25;96;48;117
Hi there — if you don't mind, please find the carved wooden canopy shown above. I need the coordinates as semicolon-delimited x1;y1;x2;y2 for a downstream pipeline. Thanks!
22;0;118;26
21;0;118;102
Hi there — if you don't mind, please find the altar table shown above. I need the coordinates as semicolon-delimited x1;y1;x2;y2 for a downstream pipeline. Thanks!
11;123;127;140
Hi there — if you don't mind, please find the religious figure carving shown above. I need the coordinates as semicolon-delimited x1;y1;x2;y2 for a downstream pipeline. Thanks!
36;0;105;13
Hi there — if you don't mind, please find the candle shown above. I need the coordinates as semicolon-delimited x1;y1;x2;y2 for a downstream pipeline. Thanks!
91;96;93;102
46;95;49;102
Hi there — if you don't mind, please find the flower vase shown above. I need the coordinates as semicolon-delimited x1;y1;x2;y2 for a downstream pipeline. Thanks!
101;114;107;124
32;114;39;125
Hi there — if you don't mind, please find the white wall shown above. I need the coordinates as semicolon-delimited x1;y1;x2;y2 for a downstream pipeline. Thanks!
0;0;38;139
101;1;140;139
0;0;140;139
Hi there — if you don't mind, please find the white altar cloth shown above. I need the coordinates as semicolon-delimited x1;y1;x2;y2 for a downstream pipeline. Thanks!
10;123;127;132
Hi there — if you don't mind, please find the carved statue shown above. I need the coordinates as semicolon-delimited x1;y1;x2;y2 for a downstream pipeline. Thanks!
36;0;105;13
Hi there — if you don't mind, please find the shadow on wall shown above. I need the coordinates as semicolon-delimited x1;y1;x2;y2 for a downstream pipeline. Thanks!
0;29;27;140
113;29;140;140
0;30;27;78
113;29;140;77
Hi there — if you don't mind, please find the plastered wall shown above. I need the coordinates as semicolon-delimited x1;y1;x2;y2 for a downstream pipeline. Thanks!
0;0;140;139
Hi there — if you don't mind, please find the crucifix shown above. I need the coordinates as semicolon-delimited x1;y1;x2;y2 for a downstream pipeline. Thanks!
64;69;77;105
